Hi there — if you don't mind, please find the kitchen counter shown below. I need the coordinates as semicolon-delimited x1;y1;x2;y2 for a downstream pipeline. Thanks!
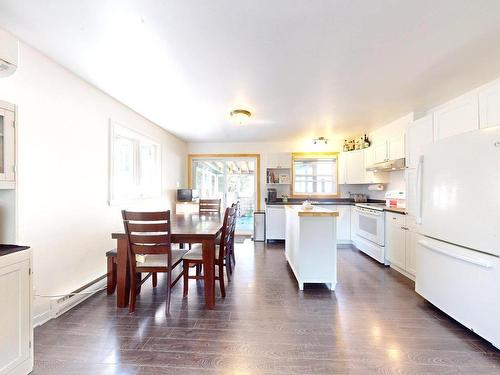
0;244;30;257
285;205;339;217
266;198;380;206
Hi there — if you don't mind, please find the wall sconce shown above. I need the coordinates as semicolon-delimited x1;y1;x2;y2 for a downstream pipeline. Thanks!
313;136;328;145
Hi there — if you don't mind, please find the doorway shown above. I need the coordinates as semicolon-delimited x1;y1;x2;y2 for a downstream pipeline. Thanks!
188;154;260;235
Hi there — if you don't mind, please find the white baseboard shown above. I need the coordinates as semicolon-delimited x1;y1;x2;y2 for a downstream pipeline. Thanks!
33;309;52;328
33;276;106;327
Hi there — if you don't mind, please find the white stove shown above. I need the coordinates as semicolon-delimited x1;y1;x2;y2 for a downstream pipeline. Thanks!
352;202;387;264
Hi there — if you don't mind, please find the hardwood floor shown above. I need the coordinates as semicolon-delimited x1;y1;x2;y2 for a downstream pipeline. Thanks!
33;241;500;374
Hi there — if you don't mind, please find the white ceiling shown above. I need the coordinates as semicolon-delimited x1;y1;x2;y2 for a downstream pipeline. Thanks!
2;1;500;142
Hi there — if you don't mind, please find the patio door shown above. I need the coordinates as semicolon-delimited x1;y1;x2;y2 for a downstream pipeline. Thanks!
189;155;259;234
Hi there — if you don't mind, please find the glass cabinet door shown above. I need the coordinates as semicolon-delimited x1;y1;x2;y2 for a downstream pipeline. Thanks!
0;107;15;182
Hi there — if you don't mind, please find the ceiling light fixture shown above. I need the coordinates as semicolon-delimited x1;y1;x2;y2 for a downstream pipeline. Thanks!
313;136;328;145
230;109;251;125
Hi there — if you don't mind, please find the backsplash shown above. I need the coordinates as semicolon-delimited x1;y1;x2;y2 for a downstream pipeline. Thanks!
340;170;405;200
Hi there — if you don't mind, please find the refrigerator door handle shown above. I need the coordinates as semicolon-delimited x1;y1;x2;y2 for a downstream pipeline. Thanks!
416;155;424;224
418;240;493;269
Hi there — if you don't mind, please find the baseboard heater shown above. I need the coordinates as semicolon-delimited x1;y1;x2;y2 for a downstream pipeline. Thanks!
50;274;107;318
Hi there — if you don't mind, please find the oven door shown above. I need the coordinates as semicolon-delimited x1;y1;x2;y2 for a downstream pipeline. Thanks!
354;207;385;246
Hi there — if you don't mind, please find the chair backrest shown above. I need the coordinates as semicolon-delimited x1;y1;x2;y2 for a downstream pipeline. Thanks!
122;210;172;257
199;199;221;214
218;206;236;260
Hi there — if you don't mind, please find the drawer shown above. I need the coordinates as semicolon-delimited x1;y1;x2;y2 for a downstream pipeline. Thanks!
385;212;406;227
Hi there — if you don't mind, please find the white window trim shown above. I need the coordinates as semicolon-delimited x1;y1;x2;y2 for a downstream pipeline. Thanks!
108;120;162;206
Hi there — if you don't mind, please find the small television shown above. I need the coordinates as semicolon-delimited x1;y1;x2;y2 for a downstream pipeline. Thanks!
177;189;199;202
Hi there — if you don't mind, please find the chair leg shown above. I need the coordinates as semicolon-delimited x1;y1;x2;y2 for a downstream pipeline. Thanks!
107;257;117;295
225;256;232;282
136;273;142;294
152;272;158;288
129;273;137;314
165;268;172;315
183;261;189;298
218;263;226;298
231;243;236;265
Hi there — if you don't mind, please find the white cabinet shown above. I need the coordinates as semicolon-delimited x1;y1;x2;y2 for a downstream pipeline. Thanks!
338;152;346;184
388;135;405;160
373;142;387;163
372;135;405;163
265;205;286;240
318;205;351;244
266;153;291;169
405;220;418;276
479;80;500;129
433;93;479;140
0;249;33;375
384;212;417;279
335;205;351;243
344;150;365;184
406;115;434;169
0;101;16;188
405;169;417;217
385;213;406;270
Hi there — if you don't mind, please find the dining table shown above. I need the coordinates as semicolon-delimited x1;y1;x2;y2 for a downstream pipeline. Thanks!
111;212;224;310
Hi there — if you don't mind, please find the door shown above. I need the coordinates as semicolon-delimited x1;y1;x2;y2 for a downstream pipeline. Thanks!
479;80;500;129
373;142;387;163
416;236;500;348
0;108;15;181
387;135;405;160
417;127;500;256
266;205;286;240
344;150;365;184
191;156;258;234
406;115;434;169
0;259;30;374
385;213;406;269
354;207;384;246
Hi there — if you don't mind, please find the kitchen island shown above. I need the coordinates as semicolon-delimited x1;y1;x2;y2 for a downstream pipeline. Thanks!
285;205;339;290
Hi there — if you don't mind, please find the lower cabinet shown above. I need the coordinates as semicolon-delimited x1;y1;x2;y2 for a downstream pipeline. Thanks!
266;205;286;240
385;212;417;279
0;248;33;375
266;204;351;243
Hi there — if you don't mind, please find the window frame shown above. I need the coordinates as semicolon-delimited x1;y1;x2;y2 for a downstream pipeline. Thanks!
108;121;162;205
291;152;339;198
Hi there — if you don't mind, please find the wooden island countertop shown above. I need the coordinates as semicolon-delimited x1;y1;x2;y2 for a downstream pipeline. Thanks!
285;205;340;217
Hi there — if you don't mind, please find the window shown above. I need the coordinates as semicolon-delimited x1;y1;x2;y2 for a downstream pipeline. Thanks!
109;122;161;203
291;152;339;197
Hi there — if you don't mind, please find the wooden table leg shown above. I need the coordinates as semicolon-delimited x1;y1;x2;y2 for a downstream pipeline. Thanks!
202;238;216;309
116;237;130;308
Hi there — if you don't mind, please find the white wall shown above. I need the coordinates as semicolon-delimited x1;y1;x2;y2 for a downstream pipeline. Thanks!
0;39;187;322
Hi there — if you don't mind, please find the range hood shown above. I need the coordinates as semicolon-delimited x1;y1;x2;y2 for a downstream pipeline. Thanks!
366;158;406;172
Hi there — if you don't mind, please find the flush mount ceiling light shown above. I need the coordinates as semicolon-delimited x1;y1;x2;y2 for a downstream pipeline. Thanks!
313;136;328;145
230;109;251;125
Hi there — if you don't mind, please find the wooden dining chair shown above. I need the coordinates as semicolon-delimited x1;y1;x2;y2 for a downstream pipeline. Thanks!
122;210;187;314
199;198;221;214
182;206;236;298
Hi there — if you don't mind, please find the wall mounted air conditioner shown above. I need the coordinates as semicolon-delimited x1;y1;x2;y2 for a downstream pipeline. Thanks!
0;29;18;77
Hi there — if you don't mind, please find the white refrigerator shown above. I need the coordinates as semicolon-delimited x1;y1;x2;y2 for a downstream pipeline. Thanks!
415;126;500;349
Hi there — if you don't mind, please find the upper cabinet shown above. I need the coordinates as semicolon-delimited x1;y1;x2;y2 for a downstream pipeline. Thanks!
433;93;479;140
406;114;434;169
372;135;405;163
373;142;388;163
344;149;366;184
266;152;291;169
479;80;500;129
0;101;16;188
